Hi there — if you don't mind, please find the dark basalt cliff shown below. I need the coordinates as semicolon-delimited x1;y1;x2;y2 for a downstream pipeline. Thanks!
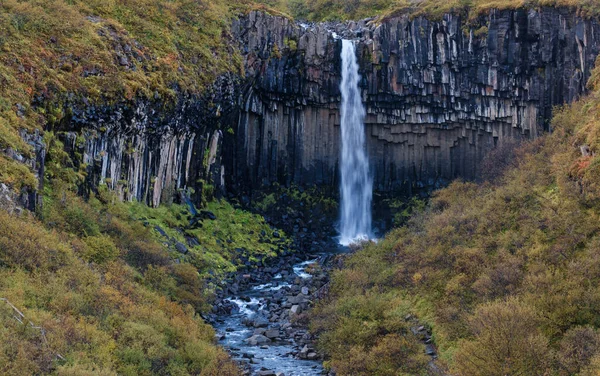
228;8;600;196
35;7;600;208
47;75;238;207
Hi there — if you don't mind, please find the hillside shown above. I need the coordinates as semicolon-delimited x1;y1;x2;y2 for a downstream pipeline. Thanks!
279;0;600;21
310;56;600;375
0;126;293;374
0;0;260;190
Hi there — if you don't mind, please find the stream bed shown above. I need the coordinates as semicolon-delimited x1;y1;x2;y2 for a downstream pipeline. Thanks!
212;251;343;376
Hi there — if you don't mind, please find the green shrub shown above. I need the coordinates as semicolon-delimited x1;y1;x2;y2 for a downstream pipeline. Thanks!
84;235;119;264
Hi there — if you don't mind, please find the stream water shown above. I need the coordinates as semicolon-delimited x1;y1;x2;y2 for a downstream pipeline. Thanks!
212;39;375;376
214;256;330;376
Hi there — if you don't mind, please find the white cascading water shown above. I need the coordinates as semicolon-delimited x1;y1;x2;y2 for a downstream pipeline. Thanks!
339;39;372;246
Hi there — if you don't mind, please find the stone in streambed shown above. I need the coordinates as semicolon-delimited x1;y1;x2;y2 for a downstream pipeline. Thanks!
264;329;281;339
244;334;270;346
253;317;269;328
299;345;309;359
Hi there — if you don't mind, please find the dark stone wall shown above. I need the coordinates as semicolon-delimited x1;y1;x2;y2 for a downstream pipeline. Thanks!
228;8;600;196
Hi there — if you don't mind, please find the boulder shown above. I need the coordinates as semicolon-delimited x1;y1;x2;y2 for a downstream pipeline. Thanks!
175;242;188;254
264;329;281;339
244;334;270;346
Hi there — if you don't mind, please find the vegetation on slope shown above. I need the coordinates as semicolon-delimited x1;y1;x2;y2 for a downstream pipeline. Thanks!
311;61;600;375
284;0;600;22
0;201;240;375
0;130;290;375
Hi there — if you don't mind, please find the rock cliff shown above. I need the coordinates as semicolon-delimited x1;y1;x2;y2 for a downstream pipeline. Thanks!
229;8;600;196
36;7;600;208
49;74;238;206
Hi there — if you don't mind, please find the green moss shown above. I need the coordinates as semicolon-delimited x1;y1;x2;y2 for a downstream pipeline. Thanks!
473;25;488;37
384;196;427;227
129;199;290;277
284;37;298;51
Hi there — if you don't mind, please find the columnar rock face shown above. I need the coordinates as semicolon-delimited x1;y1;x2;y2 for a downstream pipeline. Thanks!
54;75;238;206
229;8;600;195
45;7;600;207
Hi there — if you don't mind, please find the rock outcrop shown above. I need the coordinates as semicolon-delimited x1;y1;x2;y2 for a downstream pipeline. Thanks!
228;8;600;195
51;74;238;206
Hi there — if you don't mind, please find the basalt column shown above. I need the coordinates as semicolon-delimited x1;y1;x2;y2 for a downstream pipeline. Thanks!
228;8;600;196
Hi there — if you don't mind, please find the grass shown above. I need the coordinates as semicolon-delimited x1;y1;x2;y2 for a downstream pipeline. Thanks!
0;207;239;375
293;0;600;22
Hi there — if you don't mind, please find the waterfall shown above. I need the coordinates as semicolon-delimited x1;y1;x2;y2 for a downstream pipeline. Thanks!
339;39;372;246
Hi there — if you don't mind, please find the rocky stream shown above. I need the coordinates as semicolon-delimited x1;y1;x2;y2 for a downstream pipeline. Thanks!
209;247;343;376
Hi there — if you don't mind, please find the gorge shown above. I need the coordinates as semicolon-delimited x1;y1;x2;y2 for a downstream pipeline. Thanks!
4;1;600;375
26;6;600;215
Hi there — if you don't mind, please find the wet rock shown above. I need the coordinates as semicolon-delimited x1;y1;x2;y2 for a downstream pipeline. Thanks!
253;318;269;328
265;329;281;339
245;334;270;346
298;345;309;359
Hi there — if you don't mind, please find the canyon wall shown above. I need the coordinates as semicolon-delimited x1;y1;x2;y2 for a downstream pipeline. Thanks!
39;7;600;208
229;8;600;196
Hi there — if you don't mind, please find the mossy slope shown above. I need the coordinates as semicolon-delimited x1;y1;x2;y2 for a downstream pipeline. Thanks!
288;0;600;22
